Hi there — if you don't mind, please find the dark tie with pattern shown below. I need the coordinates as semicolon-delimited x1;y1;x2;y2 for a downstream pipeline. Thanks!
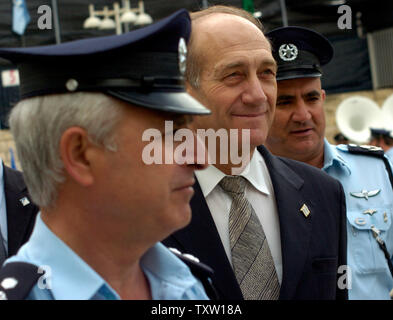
219;175;280;300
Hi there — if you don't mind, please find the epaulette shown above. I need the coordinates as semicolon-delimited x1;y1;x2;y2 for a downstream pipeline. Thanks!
347;144;384;158
0;262;42;300
168;247;219;300
347;144;393;191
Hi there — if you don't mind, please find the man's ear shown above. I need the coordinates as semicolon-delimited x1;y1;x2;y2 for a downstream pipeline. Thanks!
321;89;326;102
59;127;95;187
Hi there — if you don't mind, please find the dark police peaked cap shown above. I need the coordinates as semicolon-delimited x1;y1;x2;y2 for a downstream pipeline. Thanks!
370;128;393;138
0;9;210;115
266;26;334;81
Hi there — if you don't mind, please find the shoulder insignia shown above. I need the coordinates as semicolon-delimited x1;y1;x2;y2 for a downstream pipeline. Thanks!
168;247;212;276
168;247;219;300
347;144;384;158
0;262;42;300
347;144;393;192
358;144;383;151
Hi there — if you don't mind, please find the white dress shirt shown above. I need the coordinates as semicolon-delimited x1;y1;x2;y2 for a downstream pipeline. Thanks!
195;150;283;284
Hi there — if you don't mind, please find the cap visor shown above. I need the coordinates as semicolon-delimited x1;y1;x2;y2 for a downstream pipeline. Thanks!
277;70;322;81
106;90;211;115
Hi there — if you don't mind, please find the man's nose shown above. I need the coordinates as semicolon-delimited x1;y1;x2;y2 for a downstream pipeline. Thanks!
241;75;268;107
292;100;312;123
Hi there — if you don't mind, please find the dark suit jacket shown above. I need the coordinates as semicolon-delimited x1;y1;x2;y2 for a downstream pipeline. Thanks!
3;165;39;257
163;146;347;300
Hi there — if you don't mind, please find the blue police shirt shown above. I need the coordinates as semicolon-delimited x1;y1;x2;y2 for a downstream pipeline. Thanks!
386;147;393;163
323;139;393;300
5;213;209;300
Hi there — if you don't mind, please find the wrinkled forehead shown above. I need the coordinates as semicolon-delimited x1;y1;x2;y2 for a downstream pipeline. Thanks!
191;14;273;75
192;13;271;51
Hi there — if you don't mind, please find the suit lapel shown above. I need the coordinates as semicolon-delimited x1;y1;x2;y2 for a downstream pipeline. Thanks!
258;146;314;300
169;180;243;299
4;165;37;256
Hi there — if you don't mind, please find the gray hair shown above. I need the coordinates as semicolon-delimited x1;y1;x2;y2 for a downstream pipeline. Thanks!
9;92;124;208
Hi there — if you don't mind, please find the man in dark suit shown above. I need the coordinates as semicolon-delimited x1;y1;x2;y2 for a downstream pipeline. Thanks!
163;5;348;300
1;162;38;263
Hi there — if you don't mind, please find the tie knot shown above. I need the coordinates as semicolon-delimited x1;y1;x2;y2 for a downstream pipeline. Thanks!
219;176;247;195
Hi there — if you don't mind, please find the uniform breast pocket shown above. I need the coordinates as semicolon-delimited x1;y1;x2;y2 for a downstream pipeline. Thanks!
347;207;392;274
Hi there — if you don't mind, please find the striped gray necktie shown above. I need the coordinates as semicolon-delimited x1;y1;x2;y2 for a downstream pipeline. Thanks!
219;176;280;300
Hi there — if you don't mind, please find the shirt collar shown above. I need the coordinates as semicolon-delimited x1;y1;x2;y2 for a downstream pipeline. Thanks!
323;139;351;175
195;149;270;196
26;214;119;300
141;243;200;300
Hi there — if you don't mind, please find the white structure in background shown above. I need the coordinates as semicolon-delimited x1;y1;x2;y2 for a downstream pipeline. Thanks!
336;96;385;144
83;0;153;35
382;94;393;132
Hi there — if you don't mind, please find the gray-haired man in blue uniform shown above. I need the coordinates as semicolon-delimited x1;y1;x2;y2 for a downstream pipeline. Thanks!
0;9;215;300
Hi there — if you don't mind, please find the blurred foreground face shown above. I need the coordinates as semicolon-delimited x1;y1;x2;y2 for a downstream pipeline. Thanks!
187;14;277;150
93;103;207;240
266;77;326;163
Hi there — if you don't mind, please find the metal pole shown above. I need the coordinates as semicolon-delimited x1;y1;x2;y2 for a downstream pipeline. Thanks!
123;0;130;33
114;2;122;35
21;35;26;47
51;0;61;44
279;0;288;27
202;0;208;9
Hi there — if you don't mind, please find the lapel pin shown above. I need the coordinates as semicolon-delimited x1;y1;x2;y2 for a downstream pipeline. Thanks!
363;209;377;216
384;212;388;223
350;189;380;200
19;197;30;206
300;204;311;218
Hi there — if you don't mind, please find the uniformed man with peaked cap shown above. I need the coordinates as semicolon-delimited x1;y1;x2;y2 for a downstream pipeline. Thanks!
0;9;215;300
265;26;393;300
268;26;333;81
369;128;393;161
